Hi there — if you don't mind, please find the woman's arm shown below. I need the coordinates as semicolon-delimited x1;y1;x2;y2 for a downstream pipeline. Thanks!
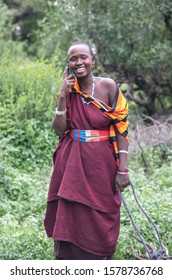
53;68;75;137
108;79;130;192
115;117;130;192
53;94;68;137
116;131;128;170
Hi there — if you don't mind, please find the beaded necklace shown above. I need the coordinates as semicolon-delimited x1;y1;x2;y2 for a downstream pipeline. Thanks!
80;76;95;105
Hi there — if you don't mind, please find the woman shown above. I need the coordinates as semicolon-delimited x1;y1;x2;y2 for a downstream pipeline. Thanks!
44;42;130;260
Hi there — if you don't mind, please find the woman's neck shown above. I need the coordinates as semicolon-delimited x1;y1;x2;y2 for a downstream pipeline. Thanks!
77;74;94;92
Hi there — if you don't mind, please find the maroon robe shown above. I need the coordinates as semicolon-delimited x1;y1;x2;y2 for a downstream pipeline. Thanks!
44;91;121;256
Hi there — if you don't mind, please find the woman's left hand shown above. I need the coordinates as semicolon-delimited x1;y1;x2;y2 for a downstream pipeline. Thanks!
115;173;130;192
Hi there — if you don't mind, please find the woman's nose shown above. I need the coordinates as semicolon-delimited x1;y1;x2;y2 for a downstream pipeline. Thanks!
76;58;83;65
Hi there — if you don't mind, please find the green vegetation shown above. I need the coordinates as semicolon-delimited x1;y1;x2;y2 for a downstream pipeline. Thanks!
0;49;171;259
0;48;58;259
117;147;172;259
0;0;172;260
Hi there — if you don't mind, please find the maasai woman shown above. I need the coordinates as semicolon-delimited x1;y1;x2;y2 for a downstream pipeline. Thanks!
44;42;130;260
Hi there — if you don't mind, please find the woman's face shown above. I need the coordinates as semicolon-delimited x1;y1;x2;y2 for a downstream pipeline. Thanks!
68;44;94;78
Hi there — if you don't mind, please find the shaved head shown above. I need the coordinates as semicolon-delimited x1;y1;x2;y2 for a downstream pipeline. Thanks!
68;42;93;56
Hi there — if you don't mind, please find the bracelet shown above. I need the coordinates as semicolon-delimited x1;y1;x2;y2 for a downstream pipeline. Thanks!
117;168;129;175
118;150;128;154
55;108;67;116
118;169;129;172
117;171;129;175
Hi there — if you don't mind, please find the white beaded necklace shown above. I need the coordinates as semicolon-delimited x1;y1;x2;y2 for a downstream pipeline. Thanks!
81;76;95;105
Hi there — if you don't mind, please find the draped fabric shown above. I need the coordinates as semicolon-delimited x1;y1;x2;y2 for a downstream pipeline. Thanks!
44;78;128;257
69;80;129;166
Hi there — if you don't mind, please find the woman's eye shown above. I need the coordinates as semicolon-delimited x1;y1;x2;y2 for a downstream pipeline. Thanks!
70;57;77;62
81;56;87;60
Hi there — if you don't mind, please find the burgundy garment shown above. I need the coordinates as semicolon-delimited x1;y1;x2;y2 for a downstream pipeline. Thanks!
54;241;114;260
44;92;121;256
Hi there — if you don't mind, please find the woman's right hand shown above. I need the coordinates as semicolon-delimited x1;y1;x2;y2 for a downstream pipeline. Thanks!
60;67;75;97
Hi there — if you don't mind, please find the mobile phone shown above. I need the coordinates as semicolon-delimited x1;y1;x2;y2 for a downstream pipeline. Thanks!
67;64;72;76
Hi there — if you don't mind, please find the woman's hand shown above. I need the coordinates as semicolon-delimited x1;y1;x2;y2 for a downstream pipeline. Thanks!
59;67;75;97
115;173;130;192
53;67;75;137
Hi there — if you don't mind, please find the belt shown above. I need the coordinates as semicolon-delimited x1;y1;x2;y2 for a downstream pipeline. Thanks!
70;129;109;142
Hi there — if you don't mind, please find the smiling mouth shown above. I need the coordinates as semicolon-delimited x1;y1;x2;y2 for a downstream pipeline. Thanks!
75;67;85;73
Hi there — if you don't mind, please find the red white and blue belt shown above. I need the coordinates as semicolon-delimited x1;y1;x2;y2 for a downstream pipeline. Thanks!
70;129;109;142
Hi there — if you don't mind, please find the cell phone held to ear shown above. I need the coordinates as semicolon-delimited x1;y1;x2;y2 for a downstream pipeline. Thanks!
67;64;72;76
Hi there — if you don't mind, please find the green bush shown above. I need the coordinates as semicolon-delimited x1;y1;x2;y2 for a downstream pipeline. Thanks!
0;213;53;260
115;148;172;259
0;162;54;260
0;47;59;259
0;49;61;170
0;122;56;170
0;56;61;124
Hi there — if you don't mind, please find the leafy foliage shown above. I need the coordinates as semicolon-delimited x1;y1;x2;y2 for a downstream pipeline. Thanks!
2;0;172;114
116;148;172;259
0;0;13;40
0;164;53;260
0;46;62;170
34;0;172;115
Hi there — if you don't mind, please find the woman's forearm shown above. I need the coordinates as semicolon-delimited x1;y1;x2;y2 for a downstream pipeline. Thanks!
116;130;129;170
53;94;67;137
52;68;75;137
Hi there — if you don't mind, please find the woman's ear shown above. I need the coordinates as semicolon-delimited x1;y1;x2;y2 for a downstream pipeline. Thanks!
92;55;96;69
